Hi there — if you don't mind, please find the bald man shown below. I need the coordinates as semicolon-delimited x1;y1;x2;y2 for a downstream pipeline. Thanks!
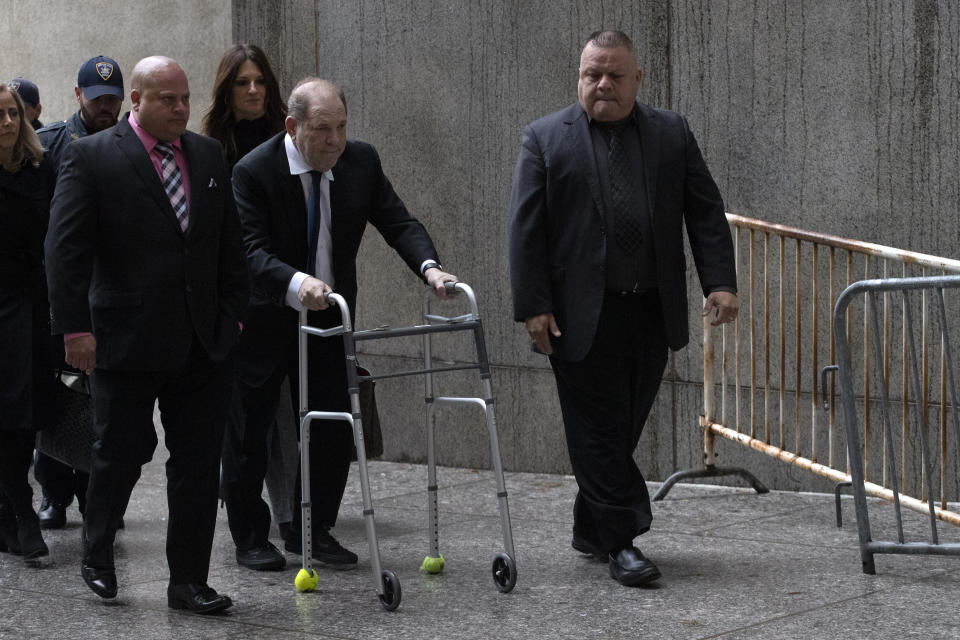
45;56;248;613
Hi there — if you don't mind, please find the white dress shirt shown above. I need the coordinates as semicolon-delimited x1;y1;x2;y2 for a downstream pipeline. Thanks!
283;133;335;311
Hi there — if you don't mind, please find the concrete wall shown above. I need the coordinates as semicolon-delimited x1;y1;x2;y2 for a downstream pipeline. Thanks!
6;2;956;494
232;1;960;493
1;0;231;133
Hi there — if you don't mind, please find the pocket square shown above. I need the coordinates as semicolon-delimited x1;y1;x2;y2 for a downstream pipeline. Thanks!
208;178;217;188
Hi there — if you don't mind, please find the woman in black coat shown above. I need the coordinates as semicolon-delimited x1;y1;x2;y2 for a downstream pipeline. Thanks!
202;43;286;170
203;45;304;553
0;83;55;563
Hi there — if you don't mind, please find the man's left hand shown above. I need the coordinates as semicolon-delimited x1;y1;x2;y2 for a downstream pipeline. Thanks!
703;291;739;326
425;267;458;298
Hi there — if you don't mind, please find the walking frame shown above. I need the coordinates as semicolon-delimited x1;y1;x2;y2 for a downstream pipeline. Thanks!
296;282;517;610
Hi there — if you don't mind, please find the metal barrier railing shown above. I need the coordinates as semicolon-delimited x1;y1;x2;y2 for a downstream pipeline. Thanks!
655;214;960;532
835;275;960;573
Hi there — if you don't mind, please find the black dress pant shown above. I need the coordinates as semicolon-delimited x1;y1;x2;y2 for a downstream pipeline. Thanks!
549;290;668;553
0;430;38;517
83;342;229;585
223;306;352;551
34;452;88;513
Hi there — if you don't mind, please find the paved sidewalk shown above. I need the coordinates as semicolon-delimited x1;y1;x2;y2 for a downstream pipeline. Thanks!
2;455;960;639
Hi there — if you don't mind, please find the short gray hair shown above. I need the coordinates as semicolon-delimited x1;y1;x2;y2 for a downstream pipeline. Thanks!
287;78;347;121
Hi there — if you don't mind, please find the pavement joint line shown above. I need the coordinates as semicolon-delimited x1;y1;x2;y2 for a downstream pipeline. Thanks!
692;587;886;640
660;528;870;553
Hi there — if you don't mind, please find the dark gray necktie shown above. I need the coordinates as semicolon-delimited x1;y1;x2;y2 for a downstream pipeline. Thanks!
608;125;641;255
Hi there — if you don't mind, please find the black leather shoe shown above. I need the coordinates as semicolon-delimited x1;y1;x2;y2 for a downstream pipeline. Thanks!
167;583;233;614
608;547;661;587
571;531;606;558
313;527;358;566
81;564;118;599
284;527;358;566
38;500;66;530
236;541;286;571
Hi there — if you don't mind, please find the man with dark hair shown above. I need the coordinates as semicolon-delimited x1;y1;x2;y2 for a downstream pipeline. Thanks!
9;77;42;129
45;56;248;613
509;29;738;587
33;56;125;531
225;77;457;572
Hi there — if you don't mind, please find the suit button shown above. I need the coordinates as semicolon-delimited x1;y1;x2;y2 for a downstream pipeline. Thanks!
186;284;193;292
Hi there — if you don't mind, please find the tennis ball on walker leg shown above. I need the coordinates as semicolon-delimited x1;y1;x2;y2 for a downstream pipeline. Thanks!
420;555;445;574
295;568;319;592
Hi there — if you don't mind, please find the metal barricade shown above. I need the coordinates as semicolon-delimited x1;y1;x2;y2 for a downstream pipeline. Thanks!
296;282;517;610
835;275;960;573
655;214;960;519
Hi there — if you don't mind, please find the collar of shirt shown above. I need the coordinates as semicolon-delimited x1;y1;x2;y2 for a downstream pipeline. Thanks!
128;111;183;155
585;102;640;129
284;132;334;183
127;112;190;210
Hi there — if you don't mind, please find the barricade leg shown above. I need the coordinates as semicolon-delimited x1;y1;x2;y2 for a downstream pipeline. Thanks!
653;421;769;500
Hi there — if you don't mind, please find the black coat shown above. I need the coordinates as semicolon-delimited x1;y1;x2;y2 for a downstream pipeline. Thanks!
44;114;249;371
0;157;56;430
231;133;440;385
509;101;737;360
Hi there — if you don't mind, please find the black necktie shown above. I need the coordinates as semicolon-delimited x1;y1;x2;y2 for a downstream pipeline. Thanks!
306;170;323;275
608;125;642;255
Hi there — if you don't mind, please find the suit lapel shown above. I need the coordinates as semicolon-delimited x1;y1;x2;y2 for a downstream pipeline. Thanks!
114;116;182;233
278;144;309;257
565;104;606;221
181;133;204;237
637;102;660;213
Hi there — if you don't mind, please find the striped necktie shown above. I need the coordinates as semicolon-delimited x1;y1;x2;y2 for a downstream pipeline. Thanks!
155;142;188;232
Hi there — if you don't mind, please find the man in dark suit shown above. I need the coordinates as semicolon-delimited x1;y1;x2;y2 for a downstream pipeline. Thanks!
509;30;738;587
34;55;126;531
45;56;248;613
225;78;456;571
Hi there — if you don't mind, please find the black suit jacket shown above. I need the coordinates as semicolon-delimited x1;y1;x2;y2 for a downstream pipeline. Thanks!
509;101;737;361
45;114;249;371
231;132;439;384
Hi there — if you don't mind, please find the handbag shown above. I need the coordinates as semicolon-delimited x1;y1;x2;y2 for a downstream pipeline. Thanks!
35;369;95;472
352;364;383;460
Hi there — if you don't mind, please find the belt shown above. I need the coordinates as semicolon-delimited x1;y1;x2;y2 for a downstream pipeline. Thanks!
605;287;656;298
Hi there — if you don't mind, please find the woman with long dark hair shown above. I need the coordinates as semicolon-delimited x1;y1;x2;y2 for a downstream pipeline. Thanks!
202;43;286;169
0;82;55;564
205;44;301;568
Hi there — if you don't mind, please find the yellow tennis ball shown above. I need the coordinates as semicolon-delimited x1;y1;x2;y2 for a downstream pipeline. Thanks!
295;568;319;592
420;555;445;574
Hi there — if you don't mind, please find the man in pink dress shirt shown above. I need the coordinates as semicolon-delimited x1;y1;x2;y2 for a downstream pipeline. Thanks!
45;56;248;614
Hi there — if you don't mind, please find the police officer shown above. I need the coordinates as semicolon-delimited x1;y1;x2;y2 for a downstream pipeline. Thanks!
34;56;124;529
9;77;42;129
38;56;124;173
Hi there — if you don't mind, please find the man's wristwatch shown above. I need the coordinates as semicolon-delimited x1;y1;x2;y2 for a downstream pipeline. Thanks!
422;260;442;275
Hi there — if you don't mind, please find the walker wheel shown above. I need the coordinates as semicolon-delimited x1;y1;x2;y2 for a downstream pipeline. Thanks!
379;570;402;611
491;553;517;593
